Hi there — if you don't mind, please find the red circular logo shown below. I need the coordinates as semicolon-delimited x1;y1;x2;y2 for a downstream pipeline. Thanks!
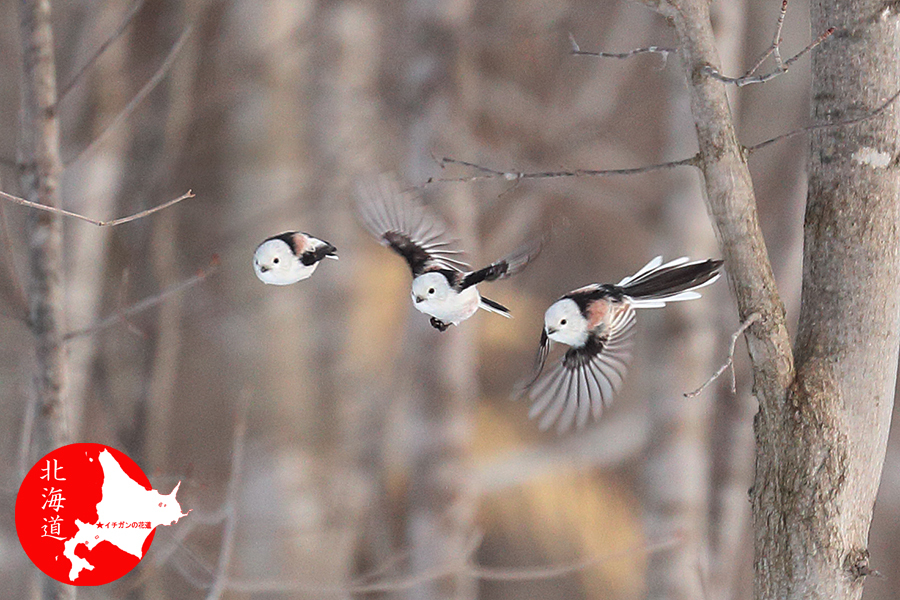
16;443;187;586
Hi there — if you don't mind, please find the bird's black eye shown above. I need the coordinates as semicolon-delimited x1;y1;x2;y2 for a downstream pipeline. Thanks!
428;288;435;294
273;257;279;264
560;319;567;326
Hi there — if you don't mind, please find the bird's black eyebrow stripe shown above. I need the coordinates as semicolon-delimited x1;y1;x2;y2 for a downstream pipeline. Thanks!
267;232;298;254
563;284;623;314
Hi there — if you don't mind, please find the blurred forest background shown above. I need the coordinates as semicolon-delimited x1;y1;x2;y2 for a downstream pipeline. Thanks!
0;0;897;598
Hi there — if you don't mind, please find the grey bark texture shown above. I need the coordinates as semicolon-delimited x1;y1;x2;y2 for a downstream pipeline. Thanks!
654;0;899;598
398;1;478;598
18;0;69;457
751;1;900;598
18;2;76;600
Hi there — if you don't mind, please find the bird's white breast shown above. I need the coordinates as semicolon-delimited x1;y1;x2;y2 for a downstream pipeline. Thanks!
414;285;481;324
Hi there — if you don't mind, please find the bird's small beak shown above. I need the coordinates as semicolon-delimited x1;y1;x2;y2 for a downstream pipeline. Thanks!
259;265;270;273
414;295;425;303
546;326;557;335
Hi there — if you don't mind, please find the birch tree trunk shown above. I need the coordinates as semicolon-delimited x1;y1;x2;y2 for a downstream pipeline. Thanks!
18;2;74;599
751;1;900;597
656;0;899;597
644;3;746;597
18;0;69;457
396;2;478;598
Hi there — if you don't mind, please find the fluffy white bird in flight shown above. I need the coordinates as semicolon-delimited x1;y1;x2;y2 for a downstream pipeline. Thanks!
356;175;541;331
253;231;338;285
524;256;723;433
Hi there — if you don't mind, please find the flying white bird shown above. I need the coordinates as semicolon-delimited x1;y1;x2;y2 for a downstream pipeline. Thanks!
356;175;541;331
524;256;723;433
253;231;338;285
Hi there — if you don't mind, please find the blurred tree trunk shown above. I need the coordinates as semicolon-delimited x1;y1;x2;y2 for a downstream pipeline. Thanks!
393;1;478;599
102;0;184;461
751;1;900;598
18;2;75;600
655;0;899;598
305;0;387;589
18;0;69;462
643;2;744;598
62;0;130;443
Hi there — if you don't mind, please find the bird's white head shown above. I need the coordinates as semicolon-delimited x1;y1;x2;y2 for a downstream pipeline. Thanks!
254;238;307;285
543;298;589;347
411;271;452;309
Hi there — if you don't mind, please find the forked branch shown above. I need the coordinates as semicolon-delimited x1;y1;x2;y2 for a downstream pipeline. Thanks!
0;189;195;227
703;0;834;86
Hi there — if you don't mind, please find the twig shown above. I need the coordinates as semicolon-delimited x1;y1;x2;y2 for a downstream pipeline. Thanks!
704;25;835;87
430;89;900;189
747;88;900;153
423;155;700;186
685;313;760;398
205;391;251;600
114;268;148;339
471;537;680;581
745;0;789;77
57;0;146;101
0;188;195;227
224;536;677;594
568;32;674;68
65;24;193;168
63;255;217;341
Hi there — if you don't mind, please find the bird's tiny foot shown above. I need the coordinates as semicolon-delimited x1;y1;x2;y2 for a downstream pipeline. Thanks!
430;317;450;332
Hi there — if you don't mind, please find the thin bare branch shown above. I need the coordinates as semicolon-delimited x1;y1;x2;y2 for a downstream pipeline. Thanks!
57;0;146;101
703;25;835;87
424;155;700;186
431;88;900;193
63;255;216;341
223;536;678;594
66;24;193;167
569;32;674;67
471;537;681;581
684;313;760;398
0;188;195;227
747;88;900;153
205;391;250;600
745;0;789;76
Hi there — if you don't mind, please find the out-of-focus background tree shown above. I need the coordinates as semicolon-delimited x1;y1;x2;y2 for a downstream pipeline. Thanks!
0;0;896;599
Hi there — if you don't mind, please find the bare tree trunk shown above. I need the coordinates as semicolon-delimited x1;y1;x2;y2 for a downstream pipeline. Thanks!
18;2;74;599
395;2;478;599
751;1;900;598
643;42;719;600
62;0;130;442
654;0;899;597
18;0;69;456
644;1;747;597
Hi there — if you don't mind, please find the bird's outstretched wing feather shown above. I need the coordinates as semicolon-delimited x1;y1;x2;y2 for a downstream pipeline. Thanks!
525;307;636;433
459;237;543;291
356;175;470;275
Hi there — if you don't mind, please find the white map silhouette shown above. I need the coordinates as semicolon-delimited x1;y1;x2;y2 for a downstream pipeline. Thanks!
61;450;188;581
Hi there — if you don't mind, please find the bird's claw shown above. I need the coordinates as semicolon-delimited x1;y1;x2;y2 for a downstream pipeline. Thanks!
430;317;450;332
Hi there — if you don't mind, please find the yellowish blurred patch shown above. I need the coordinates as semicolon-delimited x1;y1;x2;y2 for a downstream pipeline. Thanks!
478;287;544;353
473;403;645;599
346;248;413;371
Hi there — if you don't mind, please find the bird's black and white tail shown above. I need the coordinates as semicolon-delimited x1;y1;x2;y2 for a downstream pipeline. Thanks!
617;256;723;308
